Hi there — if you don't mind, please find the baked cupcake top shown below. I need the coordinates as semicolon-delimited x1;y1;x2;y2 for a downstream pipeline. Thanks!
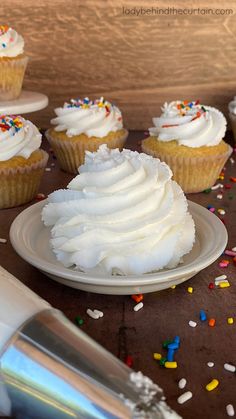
0;115;42;161
149;100;227;147
228;96;236;115
51;97;123;138
0;25;24;57
42;144;195;275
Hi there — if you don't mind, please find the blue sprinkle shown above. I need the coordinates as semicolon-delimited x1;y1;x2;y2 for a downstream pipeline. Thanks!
168;342;179;350
167;348;175;362
200;310;207;322
174;336;180;345
2;43;6;48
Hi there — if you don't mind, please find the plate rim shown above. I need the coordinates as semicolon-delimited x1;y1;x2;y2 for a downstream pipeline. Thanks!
9;199;228;288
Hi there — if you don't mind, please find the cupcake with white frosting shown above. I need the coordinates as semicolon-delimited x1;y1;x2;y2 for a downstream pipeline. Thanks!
0;115;48;209
42;145;195;275
0;25;28;100
142;100;232;193
46;97;128;174
228;96;236;143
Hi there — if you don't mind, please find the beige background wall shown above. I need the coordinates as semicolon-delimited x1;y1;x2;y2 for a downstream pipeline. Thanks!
1;0;236;129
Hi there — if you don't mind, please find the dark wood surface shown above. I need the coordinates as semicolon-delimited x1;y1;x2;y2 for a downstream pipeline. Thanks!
0;132;236;419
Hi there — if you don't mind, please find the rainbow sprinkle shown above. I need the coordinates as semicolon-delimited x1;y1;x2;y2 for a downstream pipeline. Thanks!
162;100;208;128
0;115;23;134
65;97;113;116
0;25;9;36
176;100;208;117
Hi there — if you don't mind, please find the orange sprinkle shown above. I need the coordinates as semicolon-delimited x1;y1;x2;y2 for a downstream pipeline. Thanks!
209;318;216;327
131;294;143;303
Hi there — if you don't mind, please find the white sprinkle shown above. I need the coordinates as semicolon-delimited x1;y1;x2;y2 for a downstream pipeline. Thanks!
178;378;187;389
211;183;221;190
224;363;236;373
232;247;236;252
45;168;51;172
226;404;235;417
218;209;226;215
177;391;193;404
217;194;223;199
134;302;144;312
0;238;7;244
215;274;227;282
189;320;197;328
230;157;235;164
207;362;214;368
93;309;104;318
86;309;99;319
219;183;224;188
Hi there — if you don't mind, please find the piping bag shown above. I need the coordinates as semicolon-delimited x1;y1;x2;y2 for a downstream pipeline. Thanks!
0;266;180;418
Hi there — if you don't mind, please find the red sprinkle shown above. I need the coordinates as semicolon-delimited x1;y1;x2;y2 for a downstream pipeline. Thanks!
225;184;232;189
125;355;133;368
230;177;236;183
208;282;214;290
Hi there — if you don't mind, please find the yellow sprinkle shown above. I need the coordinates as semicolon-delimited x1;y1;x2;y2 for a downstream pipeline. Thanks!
206;379;219;391
165;361;178;369
171;285;176;289
219;176;224;180
188;287;193;294
153;353;162;360
228;317;234;324
219;281;230;288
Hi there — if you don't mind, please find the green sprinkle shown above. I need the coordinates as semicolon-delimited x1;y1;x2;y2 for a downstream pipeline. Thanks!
162;340;172;349
228;194;234;200
75;316;84;326
204;188;211;194
159;357;167;366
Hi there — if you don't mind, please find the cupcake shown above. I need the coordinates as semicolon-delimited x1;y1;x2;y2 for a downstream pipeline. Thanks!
0;115;48;209
0;25;28;100
228;96;236;143
42;145;195;275
46;97;128;174
142;100;232;193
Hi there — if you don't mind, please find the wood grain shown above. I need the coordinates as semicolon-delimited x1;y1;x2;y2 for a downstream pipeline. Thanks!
1;0;236;129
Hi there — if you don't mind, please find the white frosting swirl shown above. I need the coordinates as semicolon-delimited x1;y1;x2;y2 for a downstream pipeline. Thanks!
149;101;227;147
229;96;236;115
0;26;24;57
51;97;123;138
0;116;42;161
42;145;195;275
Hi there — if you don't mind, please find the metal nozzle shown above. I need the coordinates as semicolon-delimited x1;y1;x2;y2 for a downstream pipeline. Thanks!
0;309;179;419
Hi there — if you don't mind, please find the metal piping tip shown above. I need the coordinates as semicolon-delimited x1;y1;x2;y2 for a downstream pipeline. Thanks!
0;309;180;419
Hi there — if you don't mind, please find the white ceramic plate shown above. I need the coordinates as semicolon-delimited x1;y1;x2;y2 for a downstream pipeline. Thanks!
10;200;227;295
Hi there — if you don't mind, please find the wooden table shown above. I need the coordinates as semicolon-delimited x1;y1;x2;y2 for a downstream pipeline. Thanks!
1;132;236;419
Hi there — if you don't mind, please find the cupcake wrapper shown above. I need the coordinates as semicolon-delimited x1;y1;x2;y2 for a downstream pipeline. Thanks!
229;113;236;143
142;143;233;193
0;55;28;100
0;149;48;209
45;129;129;174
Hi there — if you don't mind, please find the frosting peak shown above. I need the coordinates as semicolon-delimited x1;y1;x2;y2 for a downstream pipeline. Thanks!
51;97;123;138
0;26;24;57
149;100;227;147
0;115;42;161
42;145;195;275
